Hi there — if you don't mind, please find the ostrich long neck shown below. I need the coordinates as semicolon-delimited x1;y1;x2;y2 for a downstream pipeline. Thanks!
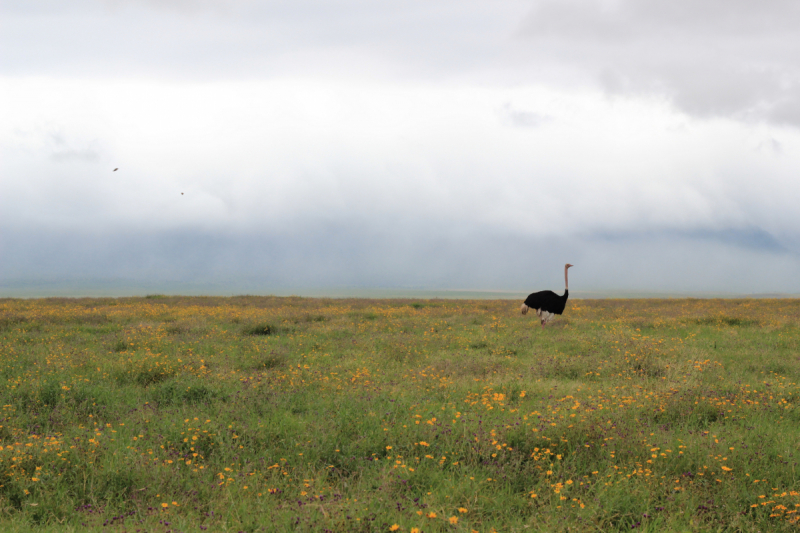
564;266;569;291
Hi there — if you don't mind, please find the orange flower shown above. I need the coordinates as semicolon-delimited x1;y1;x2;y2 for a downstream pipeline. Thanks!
390;525;400;531
449;516;458;524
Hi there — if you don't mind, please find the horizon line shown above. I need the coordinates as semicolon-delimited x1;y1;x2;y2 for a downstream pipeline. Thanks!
1;284;798;300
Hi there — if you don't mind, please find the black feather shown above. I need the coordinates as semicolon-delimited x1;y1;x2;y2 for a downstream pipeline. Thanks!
523;290;569;314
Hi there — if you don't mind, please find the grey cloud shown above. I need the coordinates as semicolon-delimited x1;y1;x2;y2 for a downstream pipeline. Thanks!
768;99;800;127
686;228;788;254
755;137;782;155
592;227;791;254
525;0;800;39
3;221;799;295
46;132;100;161
8;0;799;127
4;0;800;296
523;0;800;126
499;103;552;128
37;131;102;162
5;0;800;131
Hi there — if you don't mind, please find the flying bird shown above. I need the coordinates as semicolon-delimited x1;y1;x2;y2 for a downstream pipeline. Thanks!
520;264;573;329
113;168;118;171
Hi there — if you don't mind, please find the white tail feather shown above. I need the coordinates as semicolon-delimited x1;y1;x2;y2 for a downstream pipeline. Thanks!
520;303;529;315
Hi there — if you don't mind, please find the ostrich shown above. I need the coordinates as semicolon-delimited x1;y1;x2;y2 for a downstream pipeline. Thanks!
520;264;573;329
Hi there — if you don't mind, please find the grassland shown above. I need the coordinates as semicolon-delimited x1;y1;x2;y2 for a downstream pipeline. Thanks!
0;296;798;532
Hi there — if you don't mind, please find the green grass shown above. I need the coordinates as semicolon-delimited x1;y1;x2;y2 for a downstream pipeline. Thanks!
0;296;798;531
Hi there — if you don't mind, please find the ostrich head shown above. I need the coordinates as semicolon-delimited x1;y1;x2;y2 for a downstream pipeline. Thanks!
565;263;573;269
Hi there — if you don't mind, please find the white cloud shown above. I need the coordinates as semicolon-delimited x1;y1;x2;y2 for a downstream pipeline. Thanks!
4;77;799;235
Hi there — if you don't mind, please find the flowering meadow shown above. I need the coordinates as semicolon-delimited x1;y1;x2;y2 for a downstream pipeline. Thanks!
0;296;799;532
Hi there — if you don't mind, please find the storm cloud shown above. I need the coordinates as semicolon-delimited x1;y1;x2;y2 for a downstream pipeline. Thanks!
1;1;799;295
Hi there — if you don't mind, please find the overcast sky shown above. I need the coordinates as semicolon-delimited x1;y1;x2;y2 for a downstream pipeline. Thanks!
2;0;800;295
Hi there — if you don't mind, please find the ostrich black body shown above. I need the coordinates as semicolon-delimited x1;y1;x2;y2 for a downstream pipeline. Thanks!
524;290;569;314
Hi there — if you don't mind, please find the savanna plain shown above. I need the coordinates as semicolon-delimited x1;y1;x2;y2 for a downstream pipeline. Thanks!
0;296;799;532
